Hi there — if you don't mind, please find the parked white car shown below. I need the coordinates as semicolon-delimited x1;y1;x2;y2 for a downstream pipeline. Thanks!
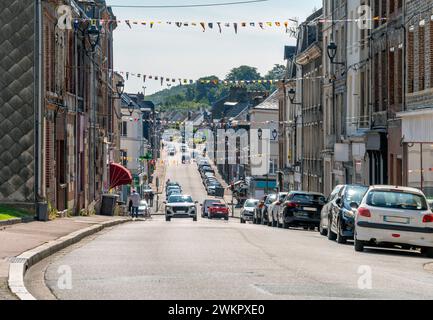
268;192;288;227
354;185;433;257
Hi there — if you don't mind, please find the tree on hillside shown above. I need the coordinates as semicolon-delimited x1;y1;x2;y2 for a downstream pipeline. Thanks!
264;64;287;80
225;65;261;81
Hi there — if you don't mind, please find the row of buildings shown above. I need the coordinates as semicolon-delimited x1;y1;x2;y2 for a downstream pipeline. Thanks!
277;0;433;200
205;0;432;201
0;0;159;216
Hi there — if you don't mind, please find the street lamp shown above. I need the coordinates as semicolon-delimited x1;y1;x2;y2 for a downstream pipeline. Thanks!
288;88;302;105
327;42;345;66
127;101;134;116
257;128;263;140
86;24;100;52
116;80;125;98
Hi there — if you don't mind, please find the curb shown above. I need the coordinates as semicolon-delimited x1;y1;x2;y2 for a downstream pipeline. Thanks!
8;218;130;300
0;218;22;227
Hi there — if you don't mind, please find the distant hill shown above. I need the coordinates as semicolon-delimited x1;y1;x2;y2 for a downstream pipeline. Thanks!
145;64;285;113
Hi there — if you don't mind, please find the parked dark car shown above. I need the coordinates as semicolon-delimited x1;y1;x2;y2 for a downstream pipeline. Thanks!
278;192;326;229
201;199;222;218
325;184;369;244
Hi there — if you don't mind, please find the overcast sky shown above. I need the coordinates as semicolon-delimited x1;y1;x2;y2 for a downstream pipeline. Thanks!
107;0;322;95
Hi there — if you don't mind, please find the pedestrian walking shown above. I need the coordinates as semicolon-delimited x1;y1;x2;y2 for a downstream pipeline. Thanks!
149;190;154;207
129;189;141;219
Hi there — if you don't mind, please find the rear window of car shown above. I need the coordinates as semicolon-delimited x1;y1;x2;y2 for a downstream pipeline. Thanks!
212;204;226;208
205;200;220;207
366;190;427;210
292;193;326;204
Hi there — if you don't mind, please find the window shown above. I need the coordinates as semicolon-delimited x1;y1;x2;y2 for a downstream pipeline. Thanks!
121;121;128;136
366;190;427;210
419;25;425;91
408;30;414;93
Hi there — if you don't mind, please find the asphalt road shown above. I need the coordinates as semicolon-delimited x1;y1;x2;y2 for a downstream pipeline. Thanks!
33;144;433;299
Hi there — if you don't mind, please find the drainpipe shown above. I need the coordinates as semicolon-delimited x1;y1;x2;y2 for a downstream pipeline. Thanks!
35;0;45;204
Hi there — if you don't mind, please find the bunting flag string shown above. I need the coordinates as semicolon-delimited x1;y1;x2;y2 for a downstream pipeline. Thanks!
74;18;299;34
115;70;323;87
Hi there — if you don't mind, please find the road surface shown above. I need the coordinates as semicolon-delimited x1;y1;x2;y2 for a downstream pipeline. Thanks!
27;143;433;299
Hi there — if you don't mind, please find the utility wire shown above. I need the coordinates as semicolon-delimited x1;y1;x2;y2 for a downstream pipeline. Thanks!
109;0;269;9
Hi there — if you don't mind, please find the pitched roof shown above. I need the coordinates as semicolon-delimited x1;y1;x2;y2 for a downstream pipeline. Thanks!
253;90;279;110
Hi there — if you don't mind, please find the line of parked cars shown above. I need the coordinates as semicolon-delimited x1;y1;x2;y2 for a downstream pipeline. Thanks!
196;157;222;196
244;184;433;257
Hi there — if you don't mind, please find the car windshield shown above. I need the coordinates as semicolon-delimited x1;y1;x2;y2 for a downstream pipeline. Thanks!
168;195;193;203
245;200;258;208
343;186;368;208
292;194;326;204
366;190;428;210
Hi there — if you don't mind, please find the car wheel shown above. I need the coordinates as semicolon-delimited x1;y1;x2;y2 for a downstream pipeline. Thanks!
354;236;365;252
225;217;229;221
240;218;246;224
336;219;347;244
193;216;197;221
282;221;288;229
327;218;337;241
319;221;328;236
166;217;171;222
421;247;433;258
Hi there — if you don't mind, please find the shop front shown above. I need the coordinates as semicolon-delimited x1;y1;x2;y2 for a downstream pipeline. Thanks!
399;109;433;201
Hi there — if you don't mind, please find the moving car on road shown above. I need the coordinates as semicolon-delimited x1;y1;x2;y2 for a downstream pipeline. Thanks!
201;199;222;218
278;192;326;229
326;185;368;244
208;203;229;220
165;195;198;222
240;199;259;224
353;185;433;257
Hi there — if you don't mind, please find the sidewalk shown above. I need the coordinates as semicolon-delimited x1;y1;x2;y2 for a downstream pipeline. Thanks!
150;150;168;214
0;215;129;300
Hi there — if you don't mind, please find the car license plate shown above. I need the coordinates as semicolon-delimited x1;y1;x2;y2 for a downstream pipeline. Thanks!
383;216;410;224
177;210;186;214
303;207;316;212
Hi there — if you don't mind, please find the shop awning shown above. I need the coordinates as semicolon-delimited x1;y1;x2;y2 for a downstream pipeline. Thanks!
110;163;132;189
398;108;433;143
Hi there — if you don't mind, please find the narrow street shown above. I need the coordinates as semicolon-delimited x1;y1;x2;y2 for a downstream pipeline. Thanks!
28;145;433;300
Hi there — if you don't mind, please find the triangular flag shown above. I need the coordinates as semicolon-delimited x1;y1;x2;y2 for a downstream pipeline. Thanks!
250;22;255;27
143;75;146;83
234;22;238;34
275;22;281;27
217;22;222;33
126;72;129;80
259;22;264;29
200;22;205;32
208;23;213;29
125;20;132;29
266;22;272;27
241;22;246;27
161;78;164;85
150;22;154;28
176;22;182;27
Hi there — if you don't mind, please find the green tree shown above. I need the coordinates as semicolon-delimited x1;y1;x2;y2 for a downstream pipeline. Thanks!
225;65;261;81
264;64;287;80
